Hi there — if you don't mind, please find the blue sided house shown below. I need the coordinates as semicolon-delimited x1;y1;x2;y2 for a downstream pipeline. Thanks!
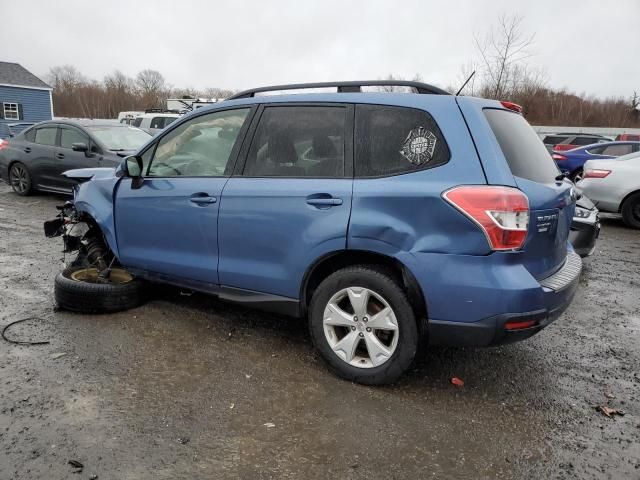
0;61;53;139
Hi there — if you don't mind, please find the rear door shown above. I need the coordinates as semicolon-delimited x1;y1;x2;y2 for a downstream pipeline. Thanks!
218;104;353;299
483;108;574;279
114;107;253;286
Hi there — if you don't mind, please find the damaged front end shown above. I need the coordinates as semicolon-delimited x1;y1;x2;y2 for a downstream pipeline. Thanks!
44;201;113;271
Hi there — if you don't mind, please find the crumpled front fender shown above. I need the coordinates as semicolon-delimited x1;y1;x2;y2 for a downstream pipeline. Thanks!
72;173;121;258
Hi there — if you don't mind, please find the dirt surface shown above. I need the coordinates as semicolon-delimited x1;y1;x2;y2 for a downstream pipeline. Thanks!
0;183;639;480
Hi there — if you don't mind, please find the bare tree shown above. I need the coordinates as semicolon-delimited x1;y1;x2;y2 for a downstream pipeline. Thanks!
474;14;535;99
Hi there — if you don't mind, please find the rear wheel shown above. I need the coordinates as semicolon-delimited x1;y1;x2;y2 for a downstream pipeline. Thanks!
9;162;32;196
621;192;640;229
308;266;418;385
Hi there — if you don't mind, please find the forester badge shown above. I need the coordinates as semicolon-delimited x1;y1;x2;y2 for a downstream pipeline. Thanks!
399;127;437;165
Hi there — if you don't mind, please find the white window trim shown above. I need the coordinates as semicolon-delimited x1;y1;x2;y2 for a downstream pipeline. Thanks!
3;102;19;120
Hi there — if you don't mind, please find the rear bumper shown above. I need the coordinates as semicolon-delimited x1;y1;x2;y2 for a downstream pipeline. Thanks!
425;252;582;347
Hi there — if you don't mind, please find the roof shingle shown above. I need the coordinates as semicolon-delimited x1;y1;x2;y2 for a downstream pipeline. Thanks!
0;62;51;89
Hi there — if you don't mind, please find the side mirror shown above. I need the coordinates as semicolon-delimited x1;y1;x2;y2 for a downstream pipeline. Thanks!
71;142;88;152
120;155;145;189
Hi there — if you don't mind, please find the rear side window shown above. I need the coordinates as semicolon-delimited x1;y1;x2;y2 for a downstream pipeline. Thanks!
355;105;449;177
484;109;559;183
542;135;568;145
34;127;58;146
243;106;346;178
573;136;600;146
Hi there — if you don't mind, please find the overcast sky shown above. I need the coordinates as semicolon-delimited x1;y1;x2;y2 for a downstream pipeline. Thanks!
3;0;639;98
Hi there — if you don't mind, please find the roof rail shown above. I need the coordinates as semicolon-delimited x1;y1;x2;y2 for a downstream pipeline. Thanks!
227;80;450;100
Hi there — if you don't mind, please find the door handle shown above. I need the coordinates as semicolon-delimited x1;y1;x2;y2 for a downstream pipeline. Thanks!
306;197;343;207
189;194;217;205
24;147;31;153
56;153;65;159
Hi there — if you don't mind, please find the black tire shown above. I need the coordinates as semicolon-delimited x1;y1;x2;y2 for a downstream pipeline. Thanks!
9;162;33;196
308;265;419;385
621;192;640;229
54;266;144;313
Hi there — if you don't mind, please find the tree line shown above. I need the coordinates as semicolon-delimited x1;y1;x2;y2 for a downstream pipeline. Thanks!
46;65;235;119
46;15;639;127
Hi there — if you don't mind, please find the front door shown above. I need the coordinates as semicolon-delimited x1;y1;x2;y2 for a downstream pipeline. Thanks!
114;107;253;286
55;125;100;191
218;104;354;299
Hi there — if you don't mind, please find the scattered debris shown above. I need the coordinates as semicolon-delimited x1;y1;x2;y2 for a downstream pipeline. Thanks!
451;377;465;387
263;422;275;428
68;459;83;473
245;374;252;379
50;352;68;360
230;403;235;409
604;391;616;399
596;405;625;418
89;475;98;480
177;437;190;445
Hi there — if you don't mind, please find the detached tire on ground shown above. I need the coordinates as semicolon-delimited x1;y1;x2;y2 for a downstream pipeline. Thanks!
55;266;144;313
308;265;419;385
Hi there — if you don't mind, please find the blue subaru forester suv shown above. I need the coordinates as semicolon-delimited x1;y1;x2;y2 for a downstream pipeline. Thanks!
44;81;581;385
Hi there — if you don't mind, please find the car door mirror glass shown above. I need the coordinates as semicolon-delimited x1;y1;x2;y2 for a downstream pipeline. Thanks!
71;142;88;152
123;155;143;178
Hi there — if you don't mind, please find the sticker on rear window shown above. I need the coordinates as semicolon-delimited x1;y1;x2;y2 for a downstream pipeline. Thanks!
400;127;437;166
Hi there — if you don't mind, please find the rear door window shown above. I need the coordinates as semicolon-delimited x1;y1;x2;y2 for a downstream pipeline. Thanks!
34;127;58;146
484;108;559;183
573;136;600;146
355;104;449;177
243;106;346;178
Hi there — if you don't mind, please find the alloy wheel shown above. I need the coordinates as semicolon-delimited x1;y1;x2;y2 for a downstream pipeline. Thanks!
322;286;399;368
9;164;29;194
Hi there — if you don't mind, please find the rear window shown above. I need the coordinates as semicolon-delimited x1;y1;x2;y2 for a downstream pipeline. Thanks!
484;109;559;183
573;136;601;146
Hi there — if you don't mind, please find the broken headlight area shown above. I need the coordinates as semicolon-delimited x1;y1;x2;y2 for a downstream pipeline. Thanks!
43;201;92;257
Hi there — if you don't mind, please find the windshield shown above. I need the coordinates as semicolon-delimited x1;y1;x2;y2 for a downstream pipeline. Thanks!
88;126;151;150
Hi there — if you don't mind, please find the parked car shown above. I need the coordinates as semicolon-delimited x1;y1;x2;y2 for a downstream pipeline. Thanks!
569;193;600;257
132;110;180;135
45;80;581;385
0;120;151;195
542;133;610;153
615;133;640;141
552;141;640;181
577;151;640;228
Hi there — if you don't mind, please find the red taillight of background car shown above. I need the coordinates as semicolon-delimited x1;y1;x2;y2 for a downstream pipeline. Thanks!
500;101;523;114
443;186;529;251
553;144;578;152
583;169;611;179
0;139;7;150
552;153;567;161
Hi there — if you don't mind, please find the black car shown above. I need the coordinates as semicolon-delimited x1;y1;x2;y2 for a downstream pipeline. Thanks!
570;192;600;257
0;120;151;195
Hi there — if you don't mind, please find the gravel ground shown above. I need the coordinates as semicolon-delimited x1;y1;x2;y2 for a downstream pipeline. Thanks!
0;183;639;479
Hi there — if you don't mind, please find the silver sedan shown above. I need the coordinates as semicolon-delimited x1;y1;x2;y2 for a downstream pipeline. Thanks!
578;151;640;228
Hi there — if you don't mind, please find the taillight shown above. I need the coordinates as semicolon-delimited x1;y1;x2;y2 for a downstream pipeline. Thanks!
505;319;538;330
552;153;567;161
0;139;7;150
443;186;529;251
500;101;523;114
583;169;611;179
